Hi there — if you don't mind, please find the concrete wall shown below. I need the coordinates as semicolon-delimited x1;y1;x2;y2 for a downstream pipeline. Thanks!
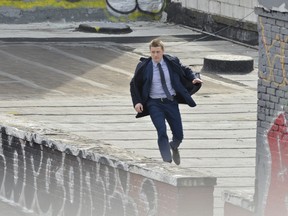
0;0;166;23
172;0;258;23
167;0;258;45
169;0;288;45
0;123;216;216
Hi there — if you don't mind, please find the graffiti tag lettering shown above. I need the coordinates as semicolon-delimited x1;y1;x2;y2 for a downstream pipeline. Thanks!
0;134;159;215
0;130;213;216
265;113;288;215
106;0;165;14
258;17;288;87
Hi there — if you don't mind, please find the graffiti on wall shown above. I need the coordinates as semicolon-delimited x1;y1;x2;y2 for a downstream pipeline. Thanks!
0;0;165;17
0;134;161;216
0;0;106;9
0;131;213;216
258;17;288;87
106;0;165;15
265;113;288;215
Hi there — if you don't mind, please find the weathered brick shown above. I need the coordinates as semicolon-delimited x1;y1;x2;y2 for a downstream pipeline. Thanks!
274;74;284;84
266;18;275;25
262;80;271;87
260;121;271;130
279;98;288;106
276;20;285;27
276;89;285;97
275;60;282;69
266;101;275;109
271;25;280;34
265;115;275;124
267;87;276;96
280;84;288;92
264;23;271;31
258;106;266;114
258;113;266;121
258;85;266;93
270;95;279;103
258;100;266;107
274;103;284;112
269;109;278;116
262;93;270;101
266;108;271;115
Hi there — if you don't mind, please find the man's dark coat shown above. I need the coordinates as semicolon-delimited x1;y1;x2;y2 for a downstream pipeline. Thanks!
130;54;201;118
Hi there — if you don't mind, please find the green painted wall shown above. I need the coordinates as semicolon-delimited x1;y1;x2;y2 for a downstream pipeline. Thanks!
0;0;106;9
0;0;166;23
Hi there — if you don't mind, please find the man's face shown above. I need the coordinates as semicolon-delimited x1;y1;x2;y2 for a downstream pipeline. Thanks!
150;46;164;63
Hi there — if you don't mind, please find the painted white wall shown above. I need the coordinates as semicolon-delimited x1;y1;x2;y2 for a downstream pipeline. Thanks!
172;0;258;23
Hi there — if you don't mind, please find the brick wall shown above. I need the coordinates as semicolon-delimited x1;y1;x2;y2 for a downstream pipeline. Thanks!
254;7;288;216
223;5;288;216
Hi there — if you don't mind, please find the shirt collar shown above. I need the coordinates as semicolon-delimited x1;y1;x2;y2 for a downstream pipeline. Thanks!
152;58;164;67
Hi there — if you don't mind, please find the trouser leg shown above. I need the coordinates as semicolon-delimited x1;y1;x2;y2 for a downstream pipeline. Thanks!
165;101;183;149
148;100;172;162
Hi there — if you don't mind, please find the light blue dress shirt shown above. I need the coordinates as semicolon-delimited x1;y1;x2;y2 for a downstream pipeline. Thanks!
149;59;176;99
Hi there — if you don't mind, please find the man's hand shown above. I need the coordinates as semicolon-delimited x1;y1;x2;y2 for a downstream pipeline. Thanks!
135;103;143;113
192;78;203;84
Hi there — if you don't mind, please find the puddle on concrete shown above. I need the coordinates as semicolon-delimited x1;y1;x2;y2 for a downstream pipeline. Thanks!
0;132;214;216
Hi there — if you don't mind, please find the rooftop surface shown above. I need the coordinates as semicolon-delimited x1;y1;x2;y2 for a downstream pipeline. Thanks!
0;21;259;216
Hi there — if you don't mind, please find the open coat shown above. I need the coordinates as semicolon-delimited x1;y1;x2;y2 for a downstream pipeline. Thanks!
130;54;201;118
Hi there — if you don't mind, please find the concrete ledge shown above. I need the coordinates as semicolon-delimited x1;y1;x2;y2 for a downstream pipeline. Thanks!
223;190;255;216
0;8;107;24
255;7;288;21
0;115;216;188
0;115;216;215
202;54;254;73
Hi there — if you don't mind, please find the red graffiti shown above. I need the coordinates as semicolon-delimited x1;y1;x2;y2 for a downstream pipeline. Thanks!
265;113;288;215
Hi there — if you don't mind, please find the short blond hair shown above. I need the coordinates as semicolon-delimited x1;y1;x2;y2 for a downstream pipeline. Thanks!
149;39;164;51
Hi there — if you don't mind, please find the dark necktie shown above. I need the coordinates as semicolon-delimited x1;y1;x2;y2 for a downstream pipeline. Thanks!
157;63;173;100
